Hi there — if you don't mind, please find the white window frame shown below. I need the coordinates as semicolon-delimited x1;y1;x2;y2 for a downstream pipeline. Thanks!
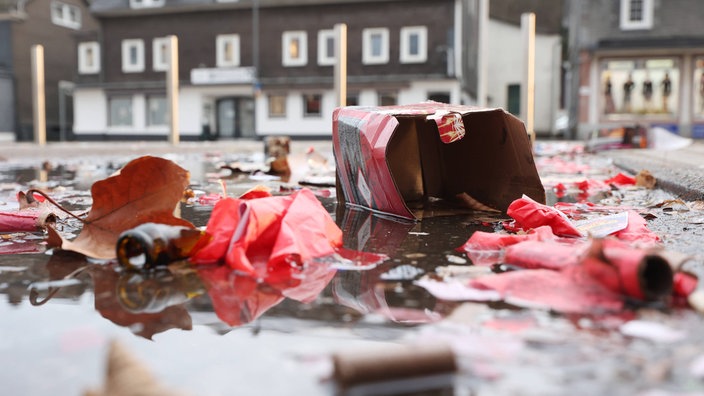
282;31;308;67
362;28;389;65
620;0;653;30
108;96;134;127
216;34;241;67
122;39;145;73
152;37;169;72
400;26;427;64
317;29;336;66
129;0;165;9
78;42;100;74
50;1;81;30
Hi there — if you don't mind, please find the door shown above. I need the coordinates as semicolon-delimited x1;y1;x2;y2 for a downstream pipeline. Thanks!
216;97;256;139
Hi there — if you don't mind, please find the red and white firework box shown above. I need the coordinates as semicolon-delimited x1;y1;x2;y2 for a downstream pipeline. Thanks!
332;102;546;220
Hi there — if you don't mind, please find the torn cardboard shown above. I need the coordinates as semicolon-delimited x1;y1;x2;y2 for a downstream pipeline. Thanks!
333;102;546;220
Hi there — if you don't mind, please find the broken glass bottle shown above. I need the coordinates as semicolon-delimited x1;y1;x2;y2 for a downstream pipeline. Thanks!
116;222;207;270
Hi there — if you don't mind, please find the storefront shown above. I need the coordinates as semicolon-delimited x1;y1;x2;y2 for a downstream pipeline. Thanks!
586;51;704;138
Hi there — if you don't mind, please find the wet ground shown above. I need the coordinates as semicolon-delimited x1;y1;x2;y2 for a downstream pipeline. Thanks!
2;140;704;395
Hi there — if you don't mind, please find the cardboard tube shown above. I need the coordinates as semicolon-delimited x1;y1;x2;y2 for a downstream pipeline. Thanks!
332;343;456;388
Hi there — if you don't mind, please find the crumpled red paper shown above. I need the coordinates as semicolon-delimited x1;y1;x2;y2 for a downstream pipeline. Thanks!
191;188;343;282
507;195;583;237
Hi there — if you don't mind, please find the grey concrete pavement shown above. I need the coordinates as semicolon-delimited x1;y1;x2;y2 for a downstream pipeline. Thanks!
0;139;334;161
598;140;704;201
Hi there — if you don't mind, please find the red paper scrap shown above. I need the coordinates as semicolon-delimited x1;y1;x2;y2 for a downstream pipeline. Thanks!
507;195;583;238
191;188;343;282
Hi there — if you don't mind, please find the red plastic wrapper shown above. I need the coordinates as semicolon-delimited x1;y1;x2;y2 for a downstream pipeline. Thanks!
191;188;343;281
507;195;583;237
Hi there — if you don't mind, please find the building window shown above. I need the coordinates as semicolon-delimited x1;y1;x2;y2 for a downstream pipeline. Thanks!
378;91;397;106
152;37;169;72
303;94;322;117
428;92;450;104
282;31;307;67
599;58;678;118
347;93;359;106
400;26;427;64
317;29;336;66
620;0;653;30
130;0;165;8
147;95;167;126
50;1;81;30
122;39;145;73
507;84;521;116
268;94;287;118
216;34;241;67
363;28;389;65
78;42;100;74
109;96;133;127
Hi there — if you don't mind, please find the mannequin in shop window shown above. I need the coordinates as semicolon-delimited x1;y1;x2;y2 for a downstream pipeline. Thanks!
642;73;653;112
604;73;615;114
661;72;672;113
623;73;635;113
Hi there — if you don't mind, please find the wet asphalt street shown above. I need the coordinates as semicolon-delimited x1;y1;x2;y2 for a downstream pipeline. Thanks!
1;137;704;395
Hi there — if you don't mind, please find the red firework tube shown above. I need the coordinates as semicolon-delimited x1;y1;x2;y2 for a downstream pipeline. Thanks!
583;239;673;301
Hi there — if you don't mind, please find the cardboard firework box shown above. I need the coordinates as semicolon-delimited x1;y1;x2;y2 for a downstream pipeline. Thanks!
332;102;546;220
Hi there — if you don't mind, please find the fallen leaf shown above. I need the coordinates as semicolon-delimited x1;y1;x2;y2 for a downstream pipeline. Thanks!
635;169;656;189
48;156;193;259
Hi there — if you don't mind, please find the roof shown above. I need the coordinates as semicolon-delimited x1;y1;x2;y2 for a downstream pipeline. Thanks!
91;0;404;16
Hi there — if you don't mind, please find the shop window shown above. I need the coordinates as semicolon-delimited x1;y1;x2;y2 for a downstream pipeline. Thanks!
378;91;397;106
268;94;287;118
282;31;307;67
217;34;241;67
317;29;336;66
122;39;145;73
694;58;704;119
303;94;322;117
599;58;678;118
620;0;653;30
51;1;81;30
78;42;100;74
109;96;133;127
400;26;427;64
147;95;167;126
363;28;389;65
152;37;169;72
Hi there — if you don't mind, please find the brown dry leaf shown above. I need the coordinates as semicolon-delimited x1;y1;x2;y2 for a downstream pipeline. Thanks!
49;156;193;259
83;340;189;396
635;169;656;189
